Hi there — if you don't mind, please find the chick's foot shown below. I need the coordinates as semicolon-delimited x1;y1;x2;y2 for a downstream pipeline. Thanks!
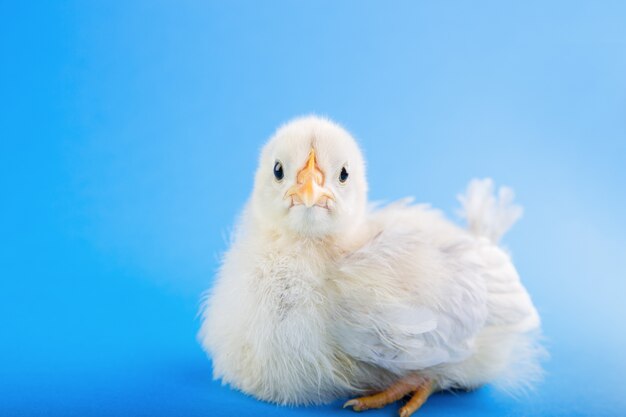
343;375;433;416
398;379;434;417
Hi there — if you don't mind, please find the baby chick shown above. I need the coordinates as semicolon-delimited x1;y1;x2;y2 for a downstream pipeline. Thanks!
199;116;542;416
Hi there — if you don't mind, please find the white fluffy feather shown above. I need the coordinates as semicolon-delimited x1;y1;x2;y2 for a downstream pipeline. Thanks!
198;116;543;406
458;178;524;243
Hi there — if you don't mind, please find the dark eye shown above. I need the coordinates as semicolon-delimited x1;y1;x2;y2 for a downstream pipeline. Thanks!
273;161;284;181
339;167;349;183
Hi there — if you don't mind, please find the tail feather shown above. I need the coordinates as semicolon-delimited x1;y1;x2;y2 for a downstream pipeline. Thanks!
458;178;523;243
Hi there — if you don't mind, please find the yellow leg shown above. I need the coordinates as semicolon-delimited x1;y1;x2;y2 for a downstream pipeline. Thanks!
343;375;432;413
398;379;433;417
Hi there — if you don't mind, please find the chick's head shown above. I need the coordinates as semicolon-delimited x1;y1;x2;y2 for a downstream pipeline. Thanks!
251;116;368;238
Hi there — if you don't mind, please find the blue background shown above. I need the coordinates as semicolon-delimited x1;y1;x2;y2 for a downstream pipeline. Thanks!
2;1;625;416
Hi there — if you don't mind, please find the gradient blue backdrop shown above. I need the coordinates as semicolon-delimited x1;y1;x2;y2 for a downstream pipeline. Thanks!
2;1;625;416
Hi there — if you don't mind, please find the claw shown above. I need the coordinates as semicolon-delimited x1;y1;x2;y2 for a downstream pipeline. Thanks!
343;399;355;408
343;399;362;411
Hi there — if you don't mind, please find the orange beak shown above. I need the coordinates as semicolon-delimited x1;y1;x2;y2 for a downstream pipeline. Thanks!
285;149;334;208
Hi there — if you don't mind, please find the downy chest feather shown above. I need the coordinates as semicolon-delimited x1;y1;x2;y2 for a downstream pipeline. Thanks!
249;246;329;325
238;245;347;402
